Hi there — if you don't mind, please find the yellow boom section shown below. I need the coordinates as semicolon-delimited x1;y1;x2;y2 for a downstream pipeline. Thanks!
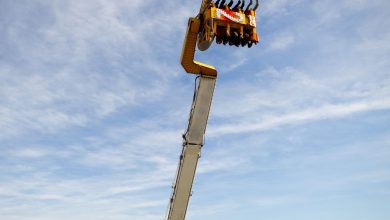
180;17;218;77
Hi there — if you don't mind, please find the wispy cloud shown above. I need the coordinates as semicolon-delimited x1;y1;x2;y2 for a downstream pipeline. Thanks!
268;31;296;50
210;99;390;136
0;0;194;140
1;0;390;220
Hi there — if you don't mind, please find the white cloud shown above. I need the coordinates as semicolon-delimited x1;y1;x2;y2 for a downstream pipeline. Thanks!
262;0;303;16
12;148;49;158
1;1;390;220
210;99;390;136
254;195;301;207
268;31;295;50
0;0;196;140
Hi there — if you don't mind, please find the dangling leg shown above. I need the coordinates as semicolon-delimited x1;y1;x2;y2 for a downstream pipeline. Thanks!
232;0;241;11
219;0;226;8
227;0;234;8
253;0;259;11
245;0;253;12
240;0;246;9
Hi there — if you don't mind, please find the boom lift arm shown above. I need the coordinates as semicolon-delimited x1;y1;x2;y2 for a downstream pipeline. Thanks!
166;1;260;220
165;75;216;220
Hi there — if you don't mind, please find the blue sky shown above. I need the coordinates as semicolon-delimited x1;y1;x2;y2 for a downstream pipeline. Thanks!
1;0;390;220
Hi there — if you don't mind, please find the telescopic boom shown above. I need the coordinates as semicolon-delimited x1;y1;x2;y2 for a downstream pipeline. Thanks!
165;1;260;219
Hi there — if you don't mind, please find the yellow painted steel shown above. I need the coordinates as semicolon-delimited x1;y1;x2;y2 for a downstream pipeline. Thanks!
201;4;259;45
180;18;218;77
180;2;259;76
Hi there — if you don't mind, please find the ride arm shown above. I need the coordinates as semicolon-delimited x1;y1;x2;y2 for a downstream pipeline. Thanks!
165;76;216;220
180;18;217;77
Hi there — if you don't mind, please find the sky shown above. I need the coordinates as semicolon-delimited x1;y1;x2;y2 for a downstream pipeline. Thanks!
0;0;390;220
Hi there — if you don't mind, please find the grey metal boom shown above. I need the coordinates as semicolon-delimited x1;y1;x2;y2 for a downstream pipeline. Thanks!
165;75;216;220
